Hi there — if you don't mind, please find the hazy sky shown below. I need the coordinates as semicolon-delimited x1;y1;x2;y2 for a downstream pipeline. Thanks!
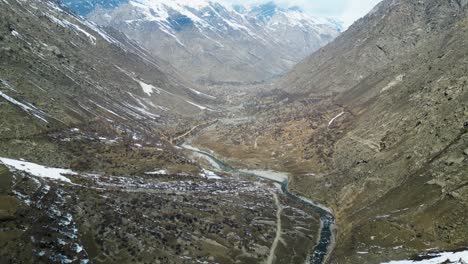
222;0;383;27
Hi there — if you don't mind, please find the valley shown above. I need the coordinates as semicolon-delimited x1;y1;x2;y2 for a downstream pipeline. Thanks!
181;128;336;264
0;0;467;263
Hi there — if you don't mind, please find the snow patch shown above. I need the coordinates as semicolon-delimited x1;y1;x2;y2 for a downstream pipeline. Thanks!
80;19;123;46
0;90;49;123
186;100;213;111
0;79;17;92
0;158;75;183
45;14;96;45
10;30;21;38
189;88;216;99
381;74;404;93
328;112;345;127
136;80;160;96
123;102;160;119
200;169;222;180
381;250;468;264
145;169;169;175
93;101;127;120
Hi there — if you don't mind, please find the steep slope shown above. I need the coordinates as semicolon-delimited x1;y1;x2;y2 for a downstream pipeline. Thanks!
0;0;218;170
61;0;341;85
187;0;468;263
280;0;468;262
1;1;320;263
278;0;468;95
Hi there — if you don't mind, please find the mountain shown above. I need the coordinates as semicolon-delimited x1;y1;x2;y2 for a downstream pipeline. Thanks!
275;0;468;261
185;0;468;262
0;0;219;173
278;0;468;95
0;1;328;263
3;0;466;263
60;0;342;85
1;1;309;263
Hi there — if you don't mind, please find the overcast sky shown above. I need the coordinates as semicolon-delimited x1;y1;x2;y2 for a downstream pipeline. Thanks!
221;0;383;28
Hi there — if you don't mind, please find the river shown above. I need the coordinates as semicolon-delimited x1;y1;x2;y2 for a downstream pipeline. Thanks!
180;141;336;264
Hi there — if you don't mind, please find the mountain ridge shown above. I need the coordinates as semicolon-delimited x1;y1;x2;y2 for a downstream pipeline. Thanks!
61;0;342;85
184;0;468;262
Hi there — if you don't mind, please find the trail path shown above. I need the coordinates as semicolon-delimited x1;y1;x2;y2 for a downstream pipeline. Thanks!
266;191;283;264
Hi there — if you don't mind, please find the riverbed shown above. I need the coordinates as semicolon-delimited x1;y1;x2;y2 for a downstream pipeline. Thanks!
180;141;336;264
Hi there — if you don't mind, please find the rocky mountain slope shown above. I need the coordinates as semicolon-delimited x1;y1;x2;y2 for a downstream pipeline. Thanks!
2;0;467;263
188;0;468;262
61;0;341;85
0;0;222;146
0;1;325;263
278;0;468;95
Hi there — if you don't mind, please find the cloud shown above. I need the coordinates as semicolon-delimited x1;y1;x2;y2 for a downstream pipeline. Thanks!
340;0;382;27
220;0;383;27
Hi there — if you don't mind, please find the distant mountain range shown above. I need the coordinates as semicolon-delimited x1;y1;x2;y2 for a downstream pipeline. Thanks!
61;0;342;85
0;0;218;145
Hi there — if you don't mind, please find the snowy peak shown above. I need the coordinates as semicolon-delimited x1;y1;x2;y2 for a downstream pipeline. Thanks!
62;0;342;84
62;0;129;16
250;1;278;20
62;0;341;33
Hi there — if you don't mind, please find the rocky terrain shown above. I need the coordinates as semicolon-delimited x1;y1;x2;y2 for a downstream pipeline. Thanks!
62;0;341;85
0;0;223;168
189;0;468;263
1;0;467;263
0;0;325;263
0;156;321;264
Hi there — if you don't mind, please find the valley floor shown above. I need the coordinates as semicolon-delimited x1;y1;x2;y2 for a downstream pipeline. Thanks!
0;137;320;264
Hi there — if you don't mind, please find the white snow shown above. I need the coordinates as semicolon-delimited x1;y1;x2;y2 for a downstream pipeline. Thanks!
381;74;405;93
45;14;97;45
10;30;21;38
0;79;17;91
96;0;340;53
189;88;216;99
145;169;169;175
45;1;64;12
328;112;345;127
0;90;49;123
130;0;211;27
93;102;128;120
73;244;84;253
136;80;160;96
376;214;391;219
0;157;75;183
381;250;468;264
186;100;213;111
123;102;160;119
201;169;222;180
80;19;123;46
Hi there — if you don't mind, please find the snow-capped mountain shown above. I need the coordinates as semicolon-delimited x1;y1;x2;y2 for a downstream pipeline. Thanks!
62;0;342;85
